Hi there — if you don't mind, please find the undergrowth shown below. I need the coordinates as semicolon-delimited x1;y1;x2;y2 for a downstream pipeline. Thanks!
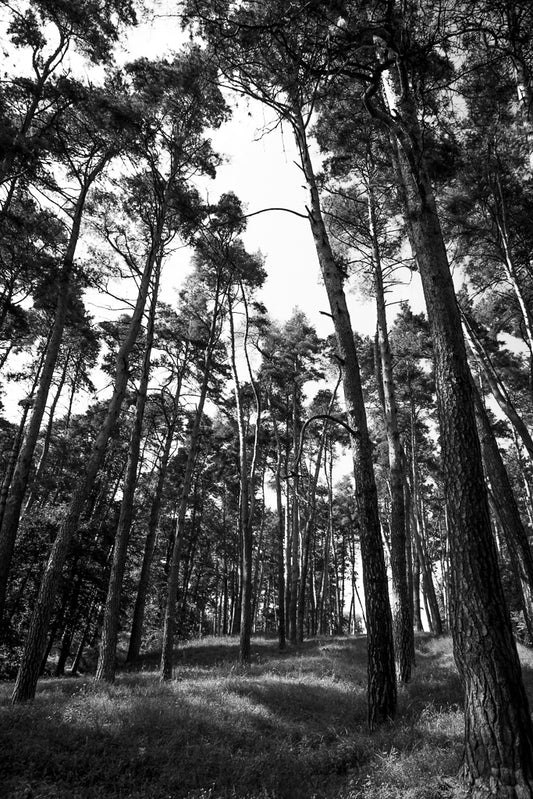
1;634;531;798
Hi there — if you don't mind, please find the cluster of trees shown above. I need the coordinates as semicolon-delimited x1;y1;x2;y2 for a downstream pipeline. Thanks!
2;0;533;796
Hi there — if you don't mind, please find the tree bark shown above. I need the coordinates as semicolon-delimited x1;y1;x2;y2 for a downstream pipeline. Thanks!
96;262;160;682
369;184;414;682
462;314;533;463
0;334;49;533
288;387;300;643
126;382;182;663
0;161;107;628
23;348;71;514
160;273;224;680
297;410;333;643
11;224;158;703
377;54;533;792
293;107;396;728
473;382;533;642
270;402;287;650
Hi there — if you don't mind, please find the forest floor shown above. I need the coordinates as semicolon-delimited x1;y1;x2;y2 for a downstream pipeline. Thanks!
2;634;533;799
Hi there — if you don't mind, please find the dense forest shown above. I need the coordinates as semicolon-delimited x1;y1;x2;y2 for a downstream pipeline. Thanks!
1;1;533;797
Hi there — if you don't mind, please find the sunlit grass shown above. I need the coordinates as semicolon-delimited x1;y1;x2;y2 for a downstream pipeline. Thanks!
1;634;531;798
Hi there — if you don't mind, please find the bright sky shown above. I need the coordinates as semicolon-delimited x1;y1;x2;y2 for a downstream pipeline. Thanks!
1;3;429;425
120;4;427;341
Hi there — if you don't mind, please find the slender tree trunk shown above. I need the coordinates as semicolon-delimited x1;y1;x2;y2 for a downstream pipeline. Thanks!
96;264;160;682
411;483;443;635
70;594;98;674
23;349;71;514
293;107;396;727
231;282;262;664
55;579;83;676
160;274;224;680
296;381;339;643
0;331;50;531
462;314;533;462
473;383;533;642
0;162;107;628
492;182;533;365
271;406;286;650
513;58;533;171
403;478;416;660
284;455;291;640
369;185;413;681
379;58;533;791
318;496;331;636
126;384;182;663
251;473;266;631
12;223;159;703
412;550;423;632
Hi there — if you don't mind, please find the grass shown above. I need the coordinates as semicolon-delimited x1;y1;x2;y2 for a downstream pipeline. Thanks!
1;634;531;799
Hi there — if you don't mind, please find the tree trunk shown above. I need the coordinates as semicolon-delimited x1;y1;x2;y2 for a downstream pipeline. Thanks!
0;335;49;533
513;58;533;171
379;58;533;791
293;107;396;728
473;383;533;642
0;162;107;628
369;184;413;681
462;314;533;462
160;272;224;679
271;408;287;650
297;385;339;643
229;282;262;665
96;263;160;682
23;348;71;514
11;223;158;703
126;383;182;663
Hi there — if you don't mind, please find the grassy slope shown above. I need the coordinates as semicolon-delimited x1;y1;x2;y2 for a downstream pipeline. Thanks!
1;635;533;799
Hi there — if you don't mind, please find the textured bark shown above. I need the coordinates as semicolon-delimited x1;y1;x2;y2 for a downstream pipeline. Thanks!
96;266;160;682
293;109;396;726
462;316;533;463
473;384;533;642
369;186;413;682
0;162;106;628
381;64;533;792
11;228;157;703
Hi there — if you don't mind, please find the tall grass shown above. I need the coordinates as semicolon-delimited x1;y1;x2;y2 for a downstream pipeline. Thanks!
1;634;530;798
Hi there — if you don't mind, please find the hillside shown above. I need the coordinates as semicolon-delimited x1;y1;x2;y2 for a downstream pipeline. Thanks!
4;634;532;799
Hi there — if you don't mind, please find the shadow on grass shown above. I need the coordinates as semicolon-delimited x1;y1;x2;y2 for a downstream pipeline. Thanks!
1;677;361;798
128;634;366;674
0;635;484;799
